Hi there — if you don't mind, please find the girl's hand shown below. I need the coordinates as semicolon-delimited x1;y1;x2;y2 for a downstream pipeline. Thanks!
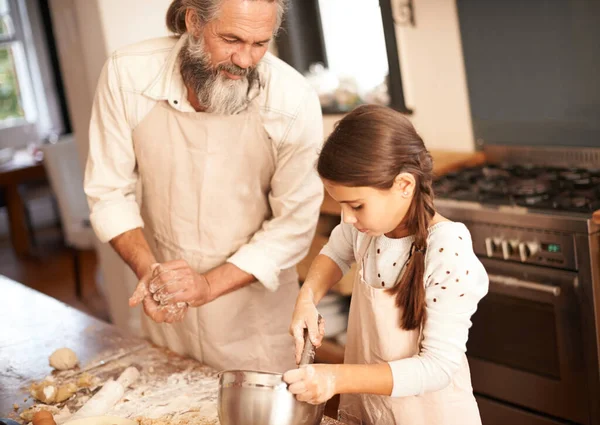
283;364;339;404
289;288;325;364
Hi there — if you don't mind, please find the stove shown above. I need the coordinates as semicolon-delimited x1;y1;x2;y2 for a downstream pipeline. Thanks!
435;164;600;214
432;146;600;425
445;1;600;422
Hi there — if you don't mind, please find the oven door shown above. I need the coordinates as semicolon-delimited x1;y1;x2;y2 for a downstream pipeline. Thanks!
468;258;588;424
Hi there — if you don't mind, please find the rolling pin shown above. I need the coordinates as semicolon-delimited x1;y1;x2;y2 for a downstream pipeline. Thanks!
32;411;56;425
65;366;139;422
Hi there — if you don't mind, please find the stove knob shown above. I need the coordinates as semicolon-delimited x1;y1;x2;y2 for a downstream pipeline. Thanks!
518;241;539;262
501;240;514;260
485;237;496;257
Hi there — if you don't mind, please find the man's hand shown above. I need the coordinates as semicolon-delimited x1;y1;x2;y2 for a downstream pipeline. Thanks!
128;264;188;323
146;260;212;308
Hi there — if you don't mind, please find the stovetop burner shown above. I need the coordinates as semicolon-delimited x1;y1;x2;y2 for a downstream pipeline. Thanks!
434;164;600;214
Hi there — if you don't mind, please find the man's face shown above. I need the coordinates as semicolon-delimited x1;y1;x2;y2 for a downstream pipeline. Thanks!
180;0;277;114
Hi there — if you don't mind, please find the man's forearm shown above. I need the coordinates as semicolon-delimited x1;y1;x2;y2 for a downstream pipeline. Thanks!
109;228;156;279
205;263;256;302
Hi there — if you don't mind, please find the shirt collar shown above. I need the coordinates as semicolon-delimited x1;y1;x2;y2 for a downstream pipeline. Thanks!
143;34;265;114
143;35;187;106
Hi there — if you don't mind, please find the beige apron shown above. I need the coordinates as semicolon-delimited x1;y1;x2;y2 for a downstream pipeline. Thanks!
131;100;298;373
338;235;481;425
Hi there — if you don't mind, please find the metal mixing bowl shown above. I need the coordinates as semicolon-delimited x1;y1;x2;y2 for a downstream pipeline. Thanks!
218;370;325;425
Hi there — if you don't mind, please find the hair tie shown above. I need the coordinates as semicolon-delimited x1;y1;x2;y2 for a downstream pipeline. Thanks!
409;242;425;258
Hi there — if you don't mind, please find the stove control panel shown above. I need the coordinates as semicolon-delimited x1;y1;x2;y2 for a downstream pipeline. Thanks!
471;223;576;270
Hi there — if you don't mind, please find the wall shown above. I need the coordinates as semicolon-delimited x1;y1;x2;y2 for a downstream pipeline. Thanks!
98;0;173;58
323;0;475;153
395;0;474;152
48;0;172;165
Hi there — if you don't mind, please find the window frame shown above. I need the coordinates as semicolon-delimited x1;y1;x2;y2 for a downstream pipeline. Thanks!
0;0;65;149
276;0;411;115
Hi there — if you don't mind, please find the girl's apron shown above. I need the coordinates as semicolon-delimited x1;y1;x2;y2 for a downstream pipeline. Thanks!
338;235;481;424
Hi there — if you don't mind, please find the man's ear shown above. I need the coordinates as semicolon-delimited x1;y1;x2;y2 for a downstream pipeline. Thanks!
185;8;202;37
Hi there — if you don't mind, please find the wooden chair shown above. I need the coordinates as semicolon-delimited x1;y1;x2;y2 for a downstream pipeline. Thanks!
40;135;96;299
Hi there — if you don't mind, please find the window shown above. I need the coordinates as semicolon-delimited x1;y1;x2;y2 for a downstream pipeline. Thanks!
0;0;65;148
276;0;409;114
0;0;33;127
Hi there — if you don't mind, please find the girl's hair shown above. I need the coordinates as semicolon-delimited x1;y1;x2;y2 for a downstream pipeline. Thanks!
317;104;435;330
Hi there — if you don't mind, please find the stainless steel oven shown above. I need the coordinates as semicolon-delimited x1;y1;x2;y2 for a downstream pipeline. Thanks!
470;259;586;424
434;200;600;425
439;0;600;421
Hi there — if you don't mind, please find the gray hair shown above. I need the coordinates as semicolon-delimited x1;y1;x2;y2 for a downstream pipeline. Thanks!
166;0;288;36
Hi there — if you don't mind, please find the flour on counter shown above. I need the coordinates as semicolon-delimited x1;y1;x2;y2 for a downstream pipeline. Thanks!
106;368;219;424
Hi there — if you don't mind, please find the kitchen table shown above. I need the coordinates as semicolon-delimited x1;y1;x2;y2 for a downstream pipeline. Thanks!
0;275;343;425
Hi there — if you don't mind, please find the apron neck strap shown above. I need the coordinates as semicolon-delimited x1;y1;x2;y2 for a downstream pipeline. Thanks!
357;234;373;261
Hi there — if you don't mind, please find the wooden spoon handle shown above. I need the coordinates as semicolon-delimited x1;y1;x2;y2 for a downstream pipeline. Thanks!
299;314;323;367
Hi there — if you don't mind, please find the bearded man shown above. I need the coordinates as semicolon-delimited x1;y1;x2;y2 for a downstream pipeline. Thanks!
84;0;324;372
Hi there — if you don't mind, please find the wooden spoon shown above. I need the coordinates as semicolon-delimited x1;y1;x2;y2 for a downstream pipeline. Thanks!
299;314;323;366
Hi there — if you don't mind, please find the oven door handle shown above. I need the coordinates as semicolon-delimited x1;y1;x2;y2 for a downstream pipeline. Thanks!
488;274;561;297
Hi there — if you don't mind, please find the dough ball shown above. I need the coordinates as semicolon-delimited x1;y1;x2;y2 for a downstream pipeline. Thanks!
49;347;78;370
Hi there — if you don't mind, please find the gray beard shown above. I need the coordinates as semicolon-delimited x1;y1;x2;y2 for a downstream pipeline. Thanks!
179;35;260;115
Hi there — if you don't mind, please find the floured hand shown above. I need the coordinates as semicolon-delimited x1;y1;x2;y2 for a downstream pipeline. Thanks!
129;264;187;323
289;288;325;364
147;260;212;308
283;364;339;405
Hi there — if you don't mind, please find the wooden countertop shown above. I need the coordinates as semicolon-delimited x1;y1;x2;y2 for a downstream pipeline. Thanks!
320;150;486;215
0;275;343;425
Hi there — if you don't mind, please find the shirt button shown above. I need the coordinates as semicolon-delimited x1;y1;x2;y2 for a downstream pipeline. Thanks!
173;100;178;104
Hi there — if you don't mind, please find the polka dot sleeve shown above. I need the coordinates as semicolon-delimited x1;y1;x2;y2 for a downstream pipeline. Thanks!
388;223;489;397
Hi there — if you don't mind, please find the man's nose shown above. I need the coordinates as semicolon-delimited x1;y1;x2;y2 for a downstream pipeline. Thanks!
232;45;252;69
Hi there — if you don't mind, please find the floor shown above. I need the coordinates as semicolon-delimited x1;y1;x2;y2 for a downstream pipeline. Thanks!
0;226;109;322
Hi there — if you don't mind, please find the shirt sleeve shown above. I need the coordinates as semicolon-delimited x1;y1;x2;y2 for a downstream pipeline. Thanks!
319;218;356;275
227;88;324;291
84;55;143;243
388;224;489;397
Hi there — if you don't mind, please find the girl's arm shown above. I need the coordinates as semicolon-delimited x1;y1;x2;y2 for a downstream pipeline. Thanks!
291;221;356;363
290;254;344;363
334;363;393;395
298;254;344;304
284;363;393;405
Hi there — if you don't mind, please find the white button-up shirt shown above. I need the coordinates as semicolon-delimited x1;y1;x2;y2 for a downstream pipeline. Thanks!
85;36;324;290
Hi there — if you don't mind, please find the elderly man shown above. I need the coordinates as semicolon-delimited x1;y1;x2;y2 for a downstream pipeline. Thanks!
84;0;323;373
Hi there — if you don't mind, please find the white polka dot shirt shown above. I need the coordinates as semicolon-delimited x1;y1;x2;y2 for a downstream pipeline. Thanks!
320;221;489;397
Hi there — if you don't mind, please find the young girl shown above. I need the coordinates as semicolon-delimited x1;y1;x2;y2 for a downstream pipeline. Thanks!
283;104;488;425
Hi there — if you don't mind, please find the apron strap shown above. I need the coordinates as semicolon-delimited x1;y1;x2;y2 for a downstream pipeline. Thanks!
356;234;373;262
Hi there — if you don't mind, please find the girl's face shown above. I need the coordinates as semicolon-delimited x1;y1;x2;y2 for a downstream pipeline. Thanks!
323;174;416;238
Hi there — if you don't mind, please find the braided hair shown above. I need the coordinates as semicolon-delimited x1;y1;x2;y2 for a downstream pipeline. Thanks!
317;104;435;330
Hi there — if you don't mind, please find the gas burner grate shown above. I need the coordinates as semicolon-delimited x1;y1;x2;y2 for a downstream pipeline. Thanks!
433;164;600;214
